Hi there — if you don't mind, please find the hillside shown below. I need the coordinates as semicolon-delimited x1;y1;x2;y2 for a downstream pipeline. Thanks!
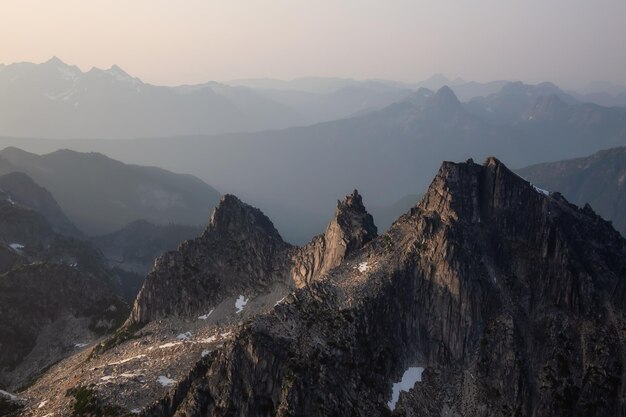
517;147;626;236
0;147;220;235
15;157;626;416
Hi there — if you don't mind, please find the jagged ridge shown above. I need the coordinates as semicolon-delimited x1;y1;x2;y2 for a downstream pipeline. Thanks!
136;157;626;417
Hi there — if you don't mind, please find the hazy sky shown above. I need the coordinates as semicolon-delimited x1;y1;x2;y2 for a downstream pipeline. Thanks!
2;0;626;87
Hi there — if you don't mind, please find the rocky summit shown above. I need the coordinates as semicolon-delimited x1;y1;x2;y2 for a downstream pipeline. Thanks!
11;158;626;417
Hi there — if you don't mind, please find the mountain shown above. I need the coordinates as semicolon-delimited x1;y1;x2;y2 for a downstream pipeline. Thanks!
0;83;625;243
568;91;626;107
16;157;625;416
0;172;82;238
465;81;579;124
0;197;130;391
517;147;626;236
129;190;376;324
0;59;419;139
92;220;203;275
0;147;221;235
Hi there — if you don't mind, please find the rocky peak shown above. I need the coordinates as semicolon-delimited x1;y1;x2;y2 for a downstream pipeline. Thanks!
129;195;291;324
329;189;377;254
19;158;626;417
420;156;547;224
291;190;377;287
205;194;283;244
429;85;462;109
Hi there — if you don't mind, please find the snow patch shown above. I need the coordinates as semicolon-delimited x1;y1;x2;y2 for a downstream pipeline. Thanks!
0;389;19;401
220;331;233;338
533;185;549;196
74;342;89;348
176;331;192;340
107;354;146;366
198;335;218;344
37;400;48;409
157;375;176;387
235;295;248;313
159;342;183;349
274;296;287;307
387;367;424;411
355;262;370;273
198;309;214;320
9;243;24;251
201;349;210;358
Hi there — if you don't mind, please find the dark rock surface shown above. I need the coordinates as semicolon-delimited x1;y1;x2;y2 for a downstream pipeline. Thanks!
0;198;130;390
12;158;626;417
0;263;128;390
130;190;377;324
134;157;625;417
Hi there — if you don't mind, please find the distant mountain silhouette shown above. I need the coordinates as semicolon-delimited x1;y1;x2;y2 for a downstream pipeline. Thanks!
0;82;625;243
518;147;626;236
0;147;220;235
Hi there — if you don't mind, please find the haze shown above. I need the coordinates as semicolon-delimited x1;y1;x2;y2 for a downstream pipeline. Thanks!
2;0;626;87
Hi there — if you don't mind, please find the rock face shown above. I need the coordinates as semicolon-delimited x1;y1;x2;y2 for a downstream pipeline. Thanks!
134;158;624;417
14;158;626;417
130;191;377;323
129;194;291;324
291;190;377;287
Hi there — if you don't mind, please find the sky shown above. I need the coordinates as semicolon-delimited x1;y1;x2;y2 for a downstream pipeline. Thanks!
2;0;626;87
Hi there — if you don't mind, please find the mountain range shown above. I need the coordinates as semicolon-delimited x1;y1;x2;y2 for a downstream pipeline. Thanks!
4;58;624;141
0;58;414;139
0;147;220;236
2;79;624;243
8;157;624;417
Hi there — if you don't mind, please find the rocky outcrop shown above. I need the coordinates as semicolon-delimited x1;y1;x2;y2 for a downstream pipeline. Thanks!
131;157;625;417
129;191;377;324
291;190;377;287
129;194;292;324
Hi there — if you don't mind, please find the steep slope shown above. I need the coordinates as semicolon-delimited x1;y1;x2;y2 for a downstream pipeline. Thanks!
0;147;221;235
0;171;82;238
16;158;626;417
290;190;377;287
92;220;203;275
138;157;623;417
0;264;127;391
517;146;626;236
0;199;129;391
129;191;376;324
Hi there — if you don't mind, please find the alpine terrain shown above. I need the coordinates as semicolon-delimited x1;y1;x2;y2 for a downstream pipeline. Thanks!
5;157;624;417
